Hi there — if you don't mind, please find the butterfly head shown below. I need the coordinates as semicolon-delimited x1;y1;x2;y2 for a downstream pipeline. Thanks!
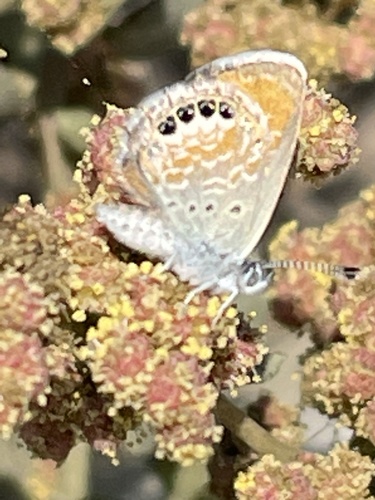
237;260;274;295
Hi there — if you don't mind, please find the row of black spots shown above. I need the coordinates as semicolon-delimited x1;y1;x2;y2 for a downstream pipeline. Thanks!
158;100;235;135
187;202;216;214
186;202;242;215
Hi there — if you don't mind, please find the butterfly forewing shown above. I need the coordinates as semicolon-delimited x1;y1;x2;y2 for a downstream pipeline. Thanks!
191;50;307;258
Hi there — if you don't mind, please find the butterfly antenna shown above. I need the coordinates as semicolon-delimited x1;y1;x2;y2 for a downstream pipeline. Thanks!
261;260;360;280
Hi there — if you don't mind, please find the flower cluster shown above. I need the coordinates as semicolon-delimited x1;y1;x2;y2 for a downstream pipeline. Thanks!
234;445;375;500
296;81;360;181
268;185;375;341
20;0;122;54
301;264;375;445
268;185;375;466
339;0;375;81
182;0;375;82
0;109;268;465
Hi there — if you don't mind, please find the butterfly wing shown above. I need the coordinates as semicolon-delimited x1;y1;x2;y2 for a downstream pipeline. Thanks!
96;204;175;261
124;50;307;262
190;50;307;259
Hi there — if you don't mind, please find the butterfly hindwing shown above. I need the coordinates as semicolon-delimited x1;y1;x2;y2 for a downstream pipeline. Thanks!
96;204;174;261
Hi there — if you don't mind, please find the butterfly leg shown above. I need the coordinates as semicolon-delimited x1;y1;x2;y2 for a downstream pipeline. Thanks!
211;287;239;327
183;280;238;327
161;254;176;272
183;279;218;307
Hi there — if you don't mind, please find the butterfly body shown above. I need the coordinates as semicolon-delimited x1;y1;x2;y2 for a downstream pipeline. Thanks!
96;50;307;308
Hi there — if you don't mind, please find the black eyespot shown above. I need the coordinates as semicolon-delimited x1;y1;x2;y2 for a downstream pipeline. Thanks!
198;99;216;117
230;205;241;213
158;116;176;135
177;104;195;123
188;204;196;213
205;204;214;212
219;102;235;119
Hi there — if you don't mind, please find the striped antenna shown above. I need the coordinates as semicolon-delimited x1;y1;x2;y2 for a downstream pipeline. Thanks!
261;260;359;280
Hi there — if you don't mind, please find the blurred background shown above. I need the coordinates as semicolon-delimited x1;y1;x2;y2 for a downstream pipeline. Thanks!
0;0;374;498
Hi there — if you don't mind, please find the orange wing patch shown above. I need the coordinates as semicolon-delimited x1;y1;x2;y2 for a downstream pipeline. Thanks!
218;69;296;132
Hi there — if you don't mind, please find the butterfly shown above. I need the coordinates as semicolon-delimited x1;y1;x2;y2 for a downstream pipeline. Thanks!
96;50;356;319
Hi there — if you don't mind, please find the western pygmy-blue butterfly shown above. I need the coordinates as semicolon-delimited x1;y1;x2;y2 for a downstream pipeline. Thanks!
96;50;356;319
